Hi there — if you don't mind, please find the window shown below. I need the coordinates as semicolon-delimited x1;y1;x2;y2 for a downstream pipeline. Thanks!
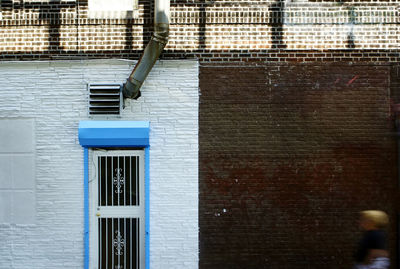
79;120;150;269
88;0;139;19
90;150;145;269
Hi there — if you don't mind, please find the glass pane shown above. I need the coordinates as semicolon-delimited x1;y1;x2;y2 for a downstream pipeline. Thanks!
99;218;139;269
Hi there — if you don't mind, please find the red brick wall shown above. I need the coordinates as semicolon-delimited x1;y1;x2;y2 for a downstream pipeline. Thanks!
200;63;399;268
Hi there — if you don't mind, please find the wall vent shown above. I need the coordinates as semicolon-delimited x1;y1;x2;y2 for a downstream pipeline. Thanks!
88;84;122;116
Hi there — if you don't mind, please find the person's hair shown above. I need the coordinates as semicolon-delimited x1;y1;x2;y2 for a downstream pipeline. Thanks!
360;210;389;229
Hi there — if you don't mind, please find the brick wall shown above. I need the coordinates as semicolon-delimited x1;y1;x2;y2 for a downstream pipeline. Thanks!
0;59;199;269
200;63;399;269
0;0;399;62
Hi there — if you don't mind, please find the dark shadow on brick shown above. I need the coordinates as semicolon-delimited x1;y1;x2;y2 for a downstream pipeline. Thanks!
125;19;134;53
139;0;153;51
198;1;207;53
38;1;63;52
269;0;287;50
6;1;78;54
346;6;356;49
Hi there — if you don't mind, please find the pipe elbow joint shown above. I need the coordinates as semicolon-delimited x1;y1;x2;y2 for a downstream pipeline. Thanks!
123;8;170;100
123;79;142;99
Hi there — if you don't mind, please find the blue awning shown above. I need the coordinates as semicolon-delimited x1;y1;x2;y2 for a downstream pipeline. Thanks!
78;121;150;147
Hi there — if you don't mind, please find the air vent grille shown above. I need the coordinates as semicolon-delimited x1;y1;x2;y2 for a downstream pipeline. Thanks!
88;84;122;115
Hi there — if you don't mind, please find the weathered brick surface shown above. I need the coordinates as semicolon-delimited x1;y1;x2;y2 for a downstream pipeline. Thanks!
199;63;399;269
0;0;399;62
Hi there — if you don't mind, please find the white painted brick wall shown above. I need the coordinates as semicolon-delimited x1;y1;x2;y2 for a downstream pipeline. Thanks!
0;59;199;269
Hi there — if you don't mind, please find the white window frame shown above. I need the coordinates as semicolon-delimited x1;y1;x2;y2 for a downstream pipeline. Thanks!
88;0;139;19
89;149;145;269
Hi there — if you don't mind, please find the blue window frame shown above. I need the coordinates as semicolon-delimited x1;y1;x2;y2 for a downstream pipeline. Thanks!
79;121;150;269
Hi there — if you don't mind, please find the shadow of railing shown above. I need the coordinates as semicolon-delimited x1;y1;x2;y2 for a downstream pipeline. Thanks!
269;0;287;50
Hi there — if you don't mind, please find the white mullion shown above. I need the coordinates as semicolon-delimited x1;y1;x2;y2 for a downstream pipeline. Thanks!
140;152;145;269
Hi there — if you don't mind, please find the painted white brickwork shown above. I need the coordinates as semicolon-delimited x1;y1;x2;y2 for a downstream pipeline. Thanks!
0;59;199;269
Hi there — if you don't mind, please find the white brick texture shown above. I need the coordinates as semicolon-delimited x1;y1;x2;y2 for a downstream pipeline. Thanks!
0;59;199;269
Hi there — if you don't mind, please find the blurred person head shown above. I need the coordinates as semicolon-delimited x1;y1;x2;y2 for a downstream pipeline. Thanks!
359;210;389;231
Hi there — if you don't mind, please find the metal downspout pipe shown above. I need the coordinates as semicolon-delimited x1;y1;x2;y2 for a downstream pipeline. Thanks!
123;0;170;99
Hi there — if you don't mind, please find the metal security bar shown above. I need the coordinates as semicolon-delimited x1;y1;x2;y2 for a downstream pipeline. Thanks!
98;156;139;207
98;218;139;269
92;150;144;269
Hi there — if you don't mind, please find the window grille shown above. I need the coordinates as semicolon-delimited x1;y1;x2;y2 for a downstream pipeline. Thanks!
91;151;145;269
98;218;140;269
88;84;122;116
